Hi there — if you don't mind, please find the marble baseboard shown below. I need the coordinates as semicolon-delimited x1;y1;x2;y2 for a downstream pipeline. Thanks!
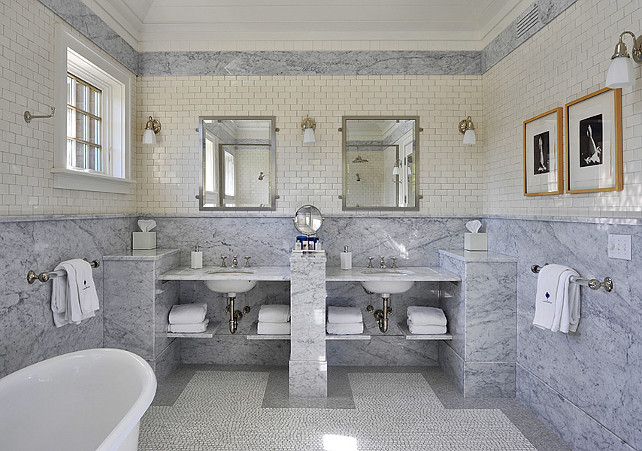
439;342;464;394
180;337;291;365
151;339;181;384
327;337;439;366
289;360;328;398
517;364;635;451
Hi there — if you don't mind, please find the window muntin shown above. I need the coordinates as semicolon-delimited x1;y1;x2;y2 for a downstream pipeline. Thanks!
66;73;103;172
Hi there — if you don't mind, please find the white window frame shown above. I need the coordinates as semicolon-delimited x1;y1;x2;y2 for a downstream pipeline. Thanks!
53;23;135;194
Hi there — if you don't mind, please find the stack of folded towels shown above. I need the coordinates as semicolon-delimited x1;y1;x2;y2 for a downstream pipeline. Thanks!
407;306;447;334
326;306;363;335
257;304;290;335
168;303;209;333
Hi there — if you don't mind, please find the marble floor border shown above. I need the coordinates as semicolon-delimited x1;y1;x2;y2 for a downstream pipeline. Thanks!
152;365;570;451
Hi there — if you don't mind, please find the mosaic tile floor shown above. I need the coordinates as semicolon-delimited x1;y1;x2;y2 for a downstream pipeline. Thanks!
139;366;569;451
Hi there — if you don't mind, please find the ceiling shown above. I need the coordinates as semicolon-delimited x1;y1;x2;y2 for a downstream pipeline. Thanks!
81;0;533;52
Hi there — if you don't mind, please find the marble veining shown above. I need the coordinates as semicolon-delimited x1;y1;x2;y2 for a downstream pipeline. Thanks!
485;217;641;449
139;51;482;77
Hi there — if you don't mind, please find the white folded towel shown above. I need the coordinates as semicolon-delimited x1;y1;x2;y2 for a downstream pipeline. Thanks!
168;319;209;333
327;306;363;324
326;322;364;335
169;303;207;324
407;320;447;335
533;264;581;333
258;304;290;323
51;259;100;327
257;322;291;335
406;306;447;326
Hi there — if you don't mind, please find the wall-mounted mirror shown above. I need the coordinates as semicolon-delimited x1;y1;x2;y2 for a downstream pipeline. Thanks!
199;116;276;210
293;205;323;236
342;117;419;210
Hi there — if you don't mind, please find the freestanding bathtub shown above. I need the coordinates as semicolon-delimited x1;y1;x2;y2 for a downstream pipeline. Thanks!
0;348;157;451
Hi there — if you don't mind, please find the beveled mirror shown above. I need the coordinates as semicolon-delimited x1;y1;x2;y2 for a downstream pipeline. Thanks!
342;117;419;210
199;116;276;210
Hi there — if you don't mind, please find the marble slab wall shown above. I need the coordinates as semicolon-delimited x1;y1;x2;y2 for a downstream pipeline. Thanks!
0;215;137;379
103;249;182;382
484;217;642;450
437;250;517;398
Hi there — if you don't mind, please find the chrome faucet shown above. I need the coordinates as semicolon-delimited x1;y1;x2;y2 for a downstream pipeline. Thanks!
231;256;239;268
379;256;386;269
391;257;397;268
244;256;251;267
367;257;374;268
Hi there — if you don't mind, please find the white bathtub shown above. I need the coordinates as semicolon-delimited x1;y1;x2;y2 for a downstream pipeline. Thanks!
0;348;157;451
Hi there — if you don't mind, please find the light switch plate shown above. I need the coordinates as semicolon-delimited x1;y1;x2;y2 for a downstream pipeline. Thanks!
607;234;631;260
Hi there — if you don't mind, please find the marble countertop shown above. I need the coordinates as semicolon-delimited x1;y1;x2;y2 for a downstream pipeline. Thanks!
159;265;290;281
326;266;460;282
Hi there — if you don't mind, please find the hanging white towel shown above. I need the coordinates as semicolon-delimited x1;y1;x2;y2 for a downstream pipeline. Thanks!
51;259;99;327
326;322;364;335
551;268;581;333
532;264;566;330
167;319;209;333
258;304;290;323
257;322;291;335
406;306;447;326
327;306;363;324
169;303;207;324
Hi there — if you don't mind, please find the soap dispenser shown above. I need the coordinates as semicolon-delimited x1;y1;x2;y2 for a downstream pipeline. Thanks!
191;245;203;269
340;245;352;270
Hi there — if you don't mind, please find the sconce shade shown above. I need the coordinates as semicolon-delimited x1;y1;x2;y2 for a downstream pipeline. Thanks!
142;128;157;145
606;55;636;88
392;166;400;175
303;127;316;145
463;129;476;146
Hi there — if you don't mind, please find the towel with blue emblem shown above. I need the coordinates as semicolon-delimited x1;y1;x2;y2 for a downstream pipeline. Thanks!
51;259;100;327
533;264;580;333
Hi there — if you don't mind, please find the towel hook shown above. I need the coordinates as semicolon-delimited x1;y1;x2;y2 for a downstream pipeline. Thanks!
24;106;55;124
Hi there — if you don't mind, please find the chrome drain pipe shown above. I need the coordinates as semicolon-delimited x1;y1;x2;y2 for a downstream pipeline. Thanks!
225;295;250;334
367;295;392;333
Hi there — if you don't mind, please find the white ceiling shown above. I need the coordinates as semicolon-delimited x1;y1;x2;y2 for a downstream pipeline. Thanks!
81;0;533;52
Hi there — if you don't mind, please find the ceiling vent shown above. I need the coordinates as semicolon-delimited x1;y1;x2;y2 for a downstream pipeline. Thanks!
516;4;539;39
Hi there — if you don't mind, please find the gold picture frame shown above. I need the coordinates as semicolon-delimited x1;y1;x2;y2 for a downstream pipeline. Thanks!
565;88;623;194
523;107;564;196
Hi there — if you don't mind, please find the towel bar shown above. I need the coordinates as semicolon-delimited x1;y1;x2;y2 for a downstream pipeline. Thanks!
531;264;613;292
27;259;100;284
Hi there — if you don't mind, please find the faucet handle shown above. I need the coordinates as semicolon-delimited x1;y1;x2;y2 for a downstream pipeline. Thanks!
379;256;386;268
391;257;397;268
220;256;227;268
367;257;374;268
244;256;251;267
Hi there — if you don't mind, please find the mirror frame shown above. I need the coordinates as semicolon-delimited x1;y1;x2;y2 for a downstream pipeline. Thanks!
341;116;420;211
292;204;324;236
198;116;277;211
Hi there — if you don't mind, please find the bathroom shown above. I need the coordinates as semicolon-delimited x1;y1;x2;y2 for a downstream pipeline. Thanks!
1;0;641;449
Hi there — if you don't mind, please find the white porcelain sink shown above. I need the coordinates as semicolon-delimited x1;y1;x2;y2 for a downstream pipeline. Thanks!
359;269;415;295
204;269;257;296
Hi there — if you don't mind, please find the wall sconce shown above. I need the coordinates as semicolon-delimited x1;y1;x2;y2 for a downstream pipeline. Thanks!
301;116;316;145
142;116;161;145
606;31;642;89
458;116;476;146
392;159;400;175
356;173;361;182
258;171;264;180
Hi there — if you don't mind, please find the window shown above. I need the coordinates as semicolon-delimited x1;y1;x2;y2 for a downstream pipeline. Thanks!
53;24;135;194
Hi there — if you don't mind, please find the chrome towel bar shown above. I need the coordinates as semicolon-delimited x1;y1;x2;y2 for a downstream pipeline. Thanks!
27;259;100;284
531;264;613;292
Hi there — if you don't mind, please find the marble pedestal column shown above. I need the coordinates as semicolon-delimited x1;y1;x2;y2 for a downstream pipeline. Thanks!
289;251;327;398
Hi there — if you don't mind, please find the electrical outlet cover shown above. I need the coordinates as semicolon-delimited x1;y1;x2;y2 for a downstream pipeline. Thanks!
607;234;631;260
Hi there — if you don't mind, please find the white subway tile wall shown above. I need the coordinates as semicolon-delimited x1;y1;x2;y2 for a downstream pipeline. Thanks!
136;75;484;215
483;0;642;219
0;0;137;216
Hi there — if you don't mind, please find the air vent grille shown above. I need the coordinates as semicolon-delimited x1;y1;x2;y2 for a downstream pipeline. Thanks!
516;4;539;39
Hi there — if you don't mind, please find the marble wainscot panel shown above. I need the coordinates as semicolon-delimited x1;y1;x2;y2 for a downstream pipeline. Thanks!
36;0;138;74
103;249;181;382
0;215;137;379
484;217;642;450
139;51;481;77
438;250;517;398
289;251;327;397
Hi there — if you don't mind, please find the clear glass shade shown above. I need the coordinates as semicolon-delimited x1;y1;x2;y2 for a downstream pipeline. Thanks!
463;129;476;146
303;127;316;145
606;56;636;89
142;128;157;145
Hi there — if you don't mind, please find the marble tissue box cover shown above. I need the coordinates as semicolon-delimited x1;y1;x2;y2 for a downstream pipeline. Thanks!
464;233;487;251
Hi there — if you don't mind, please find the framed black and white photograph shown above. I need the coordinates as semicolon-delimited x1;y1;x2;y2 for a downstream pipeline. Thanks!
566;88;622;193
523;108;563;196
